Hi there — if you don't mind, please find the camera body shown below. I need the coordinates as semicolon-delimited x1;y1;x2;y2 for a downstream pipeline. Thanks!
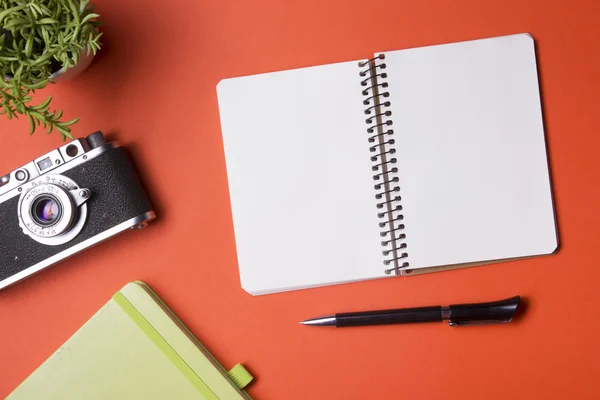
0;132;155;290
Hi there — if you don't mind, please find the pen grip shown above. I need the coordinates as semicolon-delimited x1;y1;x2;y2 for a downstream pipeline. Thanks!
335;306;442;327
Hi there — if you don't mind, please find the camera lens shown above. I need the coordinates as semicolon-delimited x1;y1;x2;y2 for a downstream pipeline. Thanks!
18;176;90;245
32;195;62;226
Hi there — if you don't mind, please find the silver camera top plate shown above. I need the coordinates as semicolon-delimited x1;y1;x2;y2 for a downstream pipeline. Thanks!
0;139;114;203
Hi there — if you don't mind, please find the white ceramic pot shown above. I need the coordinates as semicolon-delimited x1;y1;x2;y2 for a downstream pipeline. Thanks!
48;51;95;82
4;51;95;83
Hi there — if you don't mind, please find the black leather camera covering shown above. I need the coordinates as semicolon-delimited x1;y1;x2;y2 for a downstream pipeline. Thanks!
0;147;153;282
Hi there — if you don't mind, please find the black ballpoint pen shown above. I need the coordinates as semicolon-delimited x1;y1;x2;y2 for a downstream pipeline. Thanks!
300;296;521;327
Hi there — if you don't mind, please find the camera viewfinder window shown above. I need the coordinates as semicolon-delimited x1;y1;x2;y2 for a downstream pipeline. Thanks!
37;157;53;171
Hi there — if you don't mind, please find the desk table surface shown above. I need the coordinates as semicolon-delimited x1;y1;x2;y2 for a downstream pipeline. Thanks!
1;0;599;398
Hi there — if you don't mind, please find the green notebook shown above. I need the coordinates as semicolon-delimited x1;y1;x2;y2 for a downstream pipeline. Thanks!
8;282;254;400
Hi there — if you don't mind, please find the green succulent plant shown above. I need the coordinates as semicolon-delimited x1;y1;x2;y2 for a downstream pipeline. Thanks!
0;0;102;139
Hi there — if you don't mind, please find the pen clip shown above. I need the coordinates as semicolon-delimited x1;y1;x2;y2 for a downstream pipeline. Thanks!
448;319;512;327
446;296;520;327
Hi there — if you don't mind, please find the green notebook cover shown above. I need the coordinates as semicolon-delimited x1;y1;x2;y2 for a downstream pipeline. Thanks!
8;281;253;400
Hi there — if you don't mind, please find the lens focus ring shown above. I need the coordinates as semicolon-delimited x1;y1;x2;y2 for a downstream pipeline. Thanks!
17;174;88;246
19;183;75;238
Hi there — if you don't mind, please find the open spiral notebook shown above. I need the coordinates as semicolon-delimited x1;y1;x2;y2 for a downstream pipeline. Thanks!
217;34;558;295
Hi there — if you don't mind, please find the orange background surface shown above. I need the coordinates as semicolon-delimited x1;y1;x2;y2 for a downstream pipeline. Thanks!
1;0;599;398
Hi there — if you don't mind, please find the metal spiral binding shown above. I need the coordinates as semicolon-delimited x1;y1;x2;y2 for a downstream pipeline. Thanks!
359;54;408;275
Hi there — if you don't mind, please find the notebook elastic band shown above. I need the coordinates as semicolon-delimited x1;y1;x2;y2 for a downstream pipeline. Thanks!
112;292;219;400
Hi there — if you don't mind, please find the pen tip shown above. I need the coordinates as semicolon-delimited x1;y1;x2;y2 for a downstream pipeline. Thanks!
299;321;306;325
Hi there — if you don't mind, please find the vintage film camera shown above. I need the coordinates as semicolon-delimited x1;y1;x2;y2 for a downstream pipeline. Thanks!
0;132;155;289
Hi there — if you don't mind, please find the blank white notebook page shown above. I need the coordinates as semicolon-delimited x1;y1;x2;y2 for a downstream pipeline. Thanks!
381;34;558;270
217;61;383;294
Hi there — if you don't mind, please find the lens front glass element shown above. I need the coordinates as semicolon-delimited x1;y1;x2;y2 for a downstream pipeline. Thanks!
32;195;62;226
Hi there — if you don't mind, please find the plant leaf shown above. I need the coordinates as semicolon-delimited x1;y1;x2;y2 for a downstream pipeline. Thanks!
25;35;34;57
29;111;46;122
79;0;90;14
27;112;35;134
31;96;52;110
60;117;79;126
0;5;27;23
56;125;73;140
29;3;43;16
37;17;59;25
80;13;99;25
